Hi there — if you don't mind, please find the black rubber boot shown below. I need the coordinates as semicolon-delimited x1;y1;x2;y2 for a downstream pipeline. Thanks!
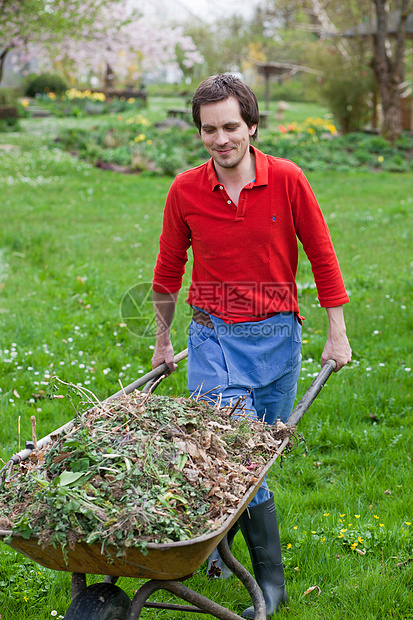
207;521;240;579
239;494;287;618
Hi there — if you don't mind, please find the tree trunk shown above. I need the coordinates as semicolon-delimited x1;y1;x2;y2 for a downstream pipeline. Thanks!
104;63;115;91
0;49;9;87
371;0;409;141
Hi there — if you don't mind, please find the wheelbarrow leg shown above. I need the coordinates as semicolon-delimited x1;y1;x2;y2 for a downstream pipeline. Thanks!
71;572;87;600
127;578;245;619
125;535;266;620
218;536;266;620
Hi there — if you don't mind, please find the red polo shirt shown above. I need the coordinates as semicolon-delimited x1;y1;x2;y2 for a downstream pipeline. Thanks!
153;146;349;323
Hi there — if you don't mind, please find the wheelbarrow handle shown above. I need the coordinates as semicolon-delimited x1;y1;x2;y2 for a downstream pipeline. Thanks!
106;348;188;401
286;359;336;427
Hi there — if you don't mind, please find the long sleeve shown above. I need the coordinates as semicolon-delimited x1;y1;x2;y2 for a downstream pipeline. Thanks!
153;176;191;294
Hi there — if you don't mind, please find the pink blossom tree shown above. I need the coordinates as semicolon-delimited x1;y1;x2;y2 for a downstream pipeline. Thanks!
0;0;203;87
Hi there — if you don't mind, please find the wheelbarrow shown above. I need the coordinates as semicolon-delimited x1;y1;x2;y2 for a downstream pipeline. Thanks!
0;354;336;620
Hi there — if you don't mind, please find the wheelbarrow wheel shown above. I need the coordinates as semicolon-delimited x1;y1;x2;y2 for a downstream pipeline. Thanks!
64;582;130;619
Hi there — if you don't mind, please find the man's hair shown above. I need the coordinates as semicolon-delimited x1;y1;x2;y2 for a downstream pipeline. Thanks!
192;74;259;140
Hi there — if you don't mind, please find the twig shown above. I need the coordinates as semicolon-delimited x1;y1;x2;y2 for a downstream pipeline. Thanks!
228;395;245;417
118;378;127;398
31;416;38;452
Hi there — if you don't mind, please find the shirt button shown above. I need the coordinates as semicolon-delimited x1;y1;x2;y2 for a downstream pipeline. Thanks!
227;200;232;204
219;185;224;190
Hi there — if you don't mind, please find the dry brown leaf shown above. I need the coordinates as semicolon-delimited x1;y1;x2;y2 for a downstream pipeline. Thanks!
303;585;321;597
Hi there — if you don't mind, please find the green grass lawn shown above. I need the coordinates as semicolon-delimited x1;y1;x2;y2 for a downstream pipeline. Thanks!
0;105;412;619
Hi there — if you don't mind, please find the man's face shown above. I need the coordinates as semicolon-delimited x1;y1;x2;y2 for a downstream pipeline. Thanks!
199;97;257;171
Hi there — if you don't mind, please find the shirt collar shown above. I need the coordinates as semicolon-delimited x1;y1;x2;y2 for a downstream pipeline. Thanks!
207;145;269;191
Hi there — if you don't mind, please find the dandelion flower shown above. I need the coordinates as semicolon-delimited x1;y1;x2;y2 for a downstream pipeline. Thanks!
355;515;360;519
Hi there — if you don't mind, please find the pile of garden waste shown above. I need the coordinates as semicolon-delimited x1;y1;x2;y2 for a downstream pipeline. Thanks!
0;389;296;555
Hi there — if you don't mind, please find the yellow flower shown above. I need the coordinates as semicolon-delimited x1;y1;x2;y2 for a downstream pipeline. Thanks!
379;524;384;527
351;542;358;550
340;529;347;533
405;522;411;525
320;536;326;543
311;531;316;534
358;537;364;543
24;595;29;602
355;515;360;519
378;155;384;163
127;97;135;103
92;92;105;102
293;526;298;530
348;523;353;527
21;99;30;107
147;139;153;146
340;514;346;517
374;515;379;519
323;513;329;516
338;533;344;538
286;543;292;549
135;134;146;143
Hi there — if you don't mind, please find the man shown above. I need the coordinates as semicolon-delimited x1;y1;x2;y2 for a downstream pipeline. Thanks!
152;74;351;618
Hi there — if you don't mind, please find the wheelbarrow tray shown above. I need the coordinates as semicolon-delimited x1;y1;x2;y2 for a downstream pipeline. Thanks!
0;438;289;581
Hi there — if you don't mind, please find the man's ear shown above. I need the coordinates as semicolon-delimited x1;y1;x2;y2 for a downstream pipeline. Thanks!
249;124;257;137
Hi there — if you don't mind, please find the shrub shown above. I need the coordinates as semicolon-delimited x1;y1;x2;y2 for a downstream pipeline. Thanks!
25;73;68;97
0;88;21;105
310;45;374;134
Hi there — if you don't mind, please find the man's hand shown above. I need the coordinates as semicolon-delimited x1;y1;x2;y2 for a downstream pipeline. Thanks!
321;305;352;371
151;338;177;372
151;289;179;372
